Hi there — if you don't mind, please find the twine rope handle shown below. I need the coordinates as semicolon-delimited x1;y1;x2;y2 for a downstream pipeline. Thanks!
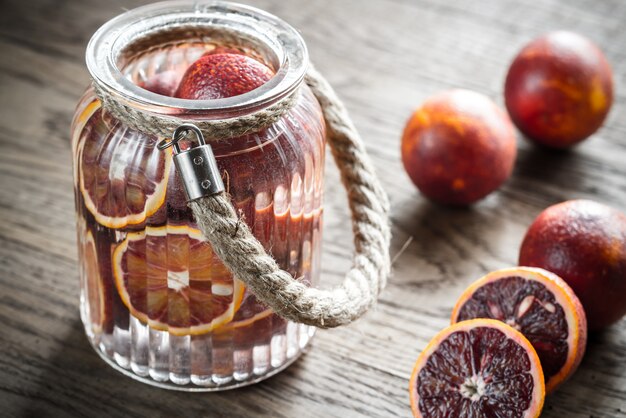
96;65;391;328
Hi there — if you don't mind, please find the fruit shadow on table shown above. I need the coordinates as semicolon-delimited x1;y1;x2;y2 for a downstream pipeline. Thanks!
390;195;509;293
510;139;590;204
541;323;626;417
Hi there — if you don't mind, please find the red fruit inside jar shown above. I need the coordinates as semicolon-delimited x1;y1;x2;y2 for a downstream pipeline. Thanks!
137;70;180;97
519;199;626;330
401;89;517;206
175;53;274;100
504;31;613;148
203;46;244;56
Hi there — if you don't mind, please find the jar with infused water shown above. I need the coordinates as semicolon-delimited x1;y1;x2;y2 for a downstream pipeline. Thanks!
72;1;325;390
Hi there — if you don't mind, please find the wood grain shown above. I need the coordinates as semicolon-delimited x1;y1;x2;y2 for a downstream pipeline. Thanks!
1;0;625;417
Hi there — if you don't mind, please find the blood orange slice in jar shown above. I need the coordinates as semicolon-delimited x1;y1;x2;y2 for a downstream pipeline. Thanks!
71;99;102;188
82;230;109;334
410;319;545;418
78;109;172;229
112;225;244;336
451;267;587;393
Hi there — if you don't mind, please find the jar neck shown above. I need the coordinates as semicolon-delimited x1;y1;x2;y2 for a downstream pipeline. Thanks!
86;1;308;119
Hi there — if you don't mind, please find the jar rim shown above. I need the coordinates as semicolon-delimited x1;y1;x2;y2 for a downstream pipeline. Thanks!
86;0;308;117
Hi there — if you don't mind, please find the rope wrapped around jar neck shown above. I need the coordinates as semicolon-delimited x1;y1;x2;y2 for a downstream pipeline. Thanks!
94;81;300;140
93;64;392;328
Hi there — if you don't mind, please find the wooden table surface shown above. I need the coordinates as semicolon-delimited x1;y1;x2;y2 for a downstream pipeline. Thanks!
1;0;625;416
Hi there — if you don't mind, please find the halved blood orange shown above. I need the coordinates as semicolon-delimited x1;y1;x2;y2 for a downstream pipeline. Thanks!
410;319;545;418
451;267;587;393
79;110;171;229
83;230;107;334
112;225;244;336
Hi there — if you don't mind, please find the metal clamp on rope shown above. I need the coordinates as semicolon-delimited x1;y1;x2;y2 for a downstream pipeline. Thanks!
158;124;225;201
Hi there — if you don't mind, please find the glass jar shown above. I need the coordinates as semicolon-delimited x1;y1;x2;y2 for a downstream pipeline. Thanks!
71;1;325;391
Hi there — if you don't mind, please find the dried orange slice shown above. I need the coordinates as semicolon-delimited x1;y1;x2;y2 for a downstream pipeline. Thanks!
79;111;171;229
410;319;545;418
83;230;107;334
112;225;244;336
451;267;587;393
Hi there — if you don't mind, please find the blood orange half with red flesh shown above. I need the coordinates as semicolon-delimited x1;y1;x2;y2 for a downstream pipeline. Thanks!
451;267;587;393
410;319;544;418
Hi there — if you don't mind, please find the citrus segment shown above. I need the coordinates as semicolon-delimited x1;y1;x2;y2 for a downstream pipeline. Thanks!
113;225;244;336
79;110;171;229
451;267;587;393
410;319;544;418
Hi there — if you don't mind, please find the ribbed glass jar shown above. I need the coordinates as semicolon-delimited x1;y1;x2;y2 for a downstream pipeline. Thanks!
71;1;325;391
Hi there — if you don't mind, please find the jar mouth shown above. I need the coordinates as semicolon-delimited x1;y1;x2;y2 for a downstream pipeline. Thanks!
86;0;308;118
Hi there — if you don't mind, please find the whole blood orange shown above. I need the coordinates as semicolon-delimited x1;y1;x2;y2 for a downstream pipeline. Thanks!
175;53;274;100
401;90;517;206
451;267;587;393
112;225;244;336
505;31;613;148
409;319;544;418
519;199;626;330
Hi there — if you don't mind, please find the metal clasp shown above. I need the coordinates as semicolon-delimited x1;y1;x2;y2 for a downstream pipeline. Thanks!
158;124;225;201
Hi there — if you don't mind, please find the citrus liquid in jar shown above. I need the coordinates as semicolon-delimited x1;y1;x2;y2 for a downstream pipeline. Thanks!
72;2;325;390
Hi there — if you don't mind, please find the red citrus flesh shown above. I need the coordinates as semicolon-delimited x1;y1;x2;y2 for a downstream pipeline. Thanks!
175;53;274;100
505;31;613;148
112;225;244;336
401;89;517;206
519;199;626;330
410;319;544;418
451;267;587;393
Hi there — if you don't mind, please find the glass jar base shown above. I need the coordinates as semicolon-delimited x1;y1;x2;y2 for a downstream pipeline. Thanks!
87;328;315;392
